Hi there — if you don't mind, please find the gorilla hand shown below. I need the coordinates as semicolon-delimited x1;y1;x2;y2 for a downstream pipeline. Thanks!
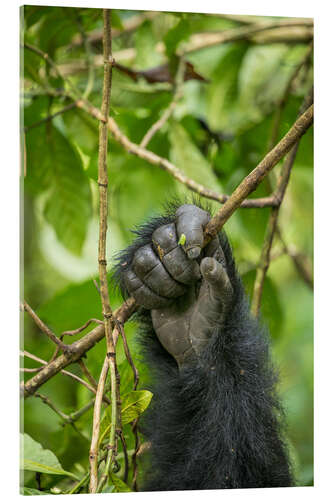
121;204;233;367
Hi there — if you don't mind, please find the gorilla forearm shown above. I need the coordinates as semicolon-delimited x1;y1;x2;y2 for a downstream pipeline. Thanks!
115;201;293;490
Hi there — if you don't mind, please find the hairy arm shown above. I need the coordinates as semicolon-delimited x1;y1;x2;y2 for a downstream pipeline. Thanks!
115;202;293;491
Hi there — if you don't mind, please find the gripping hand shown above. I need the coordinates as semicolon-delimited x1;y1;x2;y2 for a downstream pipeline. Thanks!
120;204;233;367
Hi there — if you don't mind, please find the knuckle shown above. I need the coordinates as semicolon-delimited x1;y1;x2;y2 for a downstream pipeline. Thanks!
133;244;155;274
152;223;177;255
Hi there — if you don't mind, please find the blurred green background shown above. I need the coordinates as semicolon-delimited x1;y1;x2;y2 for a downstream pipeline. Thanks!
21;6;313;494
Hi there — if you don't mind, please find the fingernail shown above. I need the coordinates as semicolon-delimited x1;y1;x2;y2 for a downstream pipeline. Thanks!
187;247;201;259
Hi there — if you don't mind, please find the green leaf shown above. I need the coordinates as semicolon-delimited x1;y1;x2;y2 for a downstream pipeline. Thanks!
121;390;153;425
99;390;153;445
25;123;92;255
62;108;98;155
20;487;49;495
206;43;248;133
109;473;132;492
169;122;222;204
21;434;78;479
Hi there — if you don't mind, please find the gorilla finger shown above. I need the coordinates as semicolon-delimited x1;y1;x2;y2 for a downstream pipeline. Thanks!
200;257;233;304
123;269;171;309
175;204;210;260
203;236;227;267
133;244;186;298
152;223;201;284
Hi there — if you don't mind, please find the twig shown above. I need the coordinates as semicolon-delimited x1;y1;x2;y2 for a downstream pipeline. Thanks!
89;358;109;493
34;391;69;422
203;104;313;243
280;240;313;289
77;359;98;390
119;431;129;484
61;318;104;337
140;57;185;148
21;351;101;397
21;298;137;398
24;102;76;132
22;302;70;352
182;20;313;54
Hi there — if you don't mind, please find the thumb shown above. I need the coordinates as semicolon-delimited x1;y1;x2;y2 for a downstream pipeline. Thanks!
200;257;233;306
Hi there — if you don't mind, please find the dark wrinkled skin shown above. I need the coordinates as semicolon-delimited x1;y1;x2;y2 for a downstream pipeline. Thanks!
122;204;233;366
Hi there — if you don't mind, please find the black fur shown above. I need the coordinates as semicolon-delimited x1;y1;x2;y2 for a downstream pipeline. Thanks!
114;199;293;491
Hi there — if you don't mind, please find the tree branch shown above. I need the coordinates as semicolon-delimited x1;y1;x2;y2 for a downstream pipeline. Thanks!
89;10;119;493
203;104;313;243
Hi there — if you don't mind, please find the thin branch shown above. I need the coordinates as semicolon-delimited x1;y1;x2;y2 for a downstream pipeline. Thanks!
119;431;129;484
281;240;313;289
203;104;313;243
77;359;98;390
34;392;86;441
24;102;76;132
182;20;313;54
89;10;120;493
89;358;109;493
21;351;100;397
21;298;137;398
139;57;185;148
22;301;69;352
75;98;278;208
61;318;104;337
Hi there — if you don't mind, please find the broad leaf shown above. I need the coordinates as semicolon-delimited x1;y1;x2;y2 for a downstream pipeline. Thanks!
25;123;92;254
109;473;132;492
21;433;78;479
169;122;222;203
121;390;153;425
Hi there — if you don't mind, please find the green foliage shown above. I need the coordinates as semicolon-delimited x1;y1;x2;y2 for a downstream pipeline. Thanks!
22;434;78;479
22;5;313;492
121;390;153;425
25;123;92;255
